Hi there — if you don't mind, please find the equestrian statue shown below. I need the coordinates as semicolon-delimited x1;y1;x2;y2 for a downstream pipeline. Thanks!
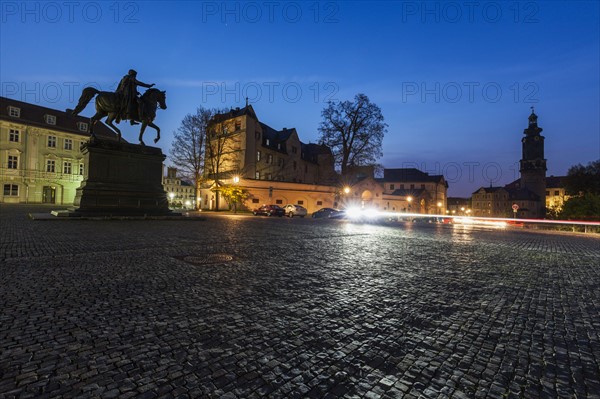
70;69;167;145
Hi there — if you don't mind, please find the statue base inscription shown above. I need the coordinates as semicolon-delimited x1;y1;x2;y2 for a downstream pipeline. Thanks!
56;138;174;216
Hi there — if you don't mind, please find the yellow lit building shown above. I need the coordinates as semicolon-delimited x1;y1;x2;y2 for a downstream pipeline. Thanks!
545;175;569;212
0;96;118;204
343;167;448;214
200;105;339;212
163;167;196;209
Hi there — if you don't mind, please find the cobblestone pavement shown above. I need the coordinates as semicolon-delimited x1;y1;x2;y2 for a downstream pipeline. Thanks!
1;204;599;398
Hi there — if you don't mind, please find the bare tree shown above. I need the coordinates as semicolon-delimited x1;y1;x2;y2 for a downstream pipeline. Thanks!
205;118;243;210
169;107;215;210
318;93;387;176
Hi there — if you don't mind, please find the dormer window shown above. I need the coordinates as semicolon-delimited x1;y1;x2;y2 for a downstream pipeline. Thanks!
8;106;20;117
77;122;88;132
45;114;56;125
265;138;270;146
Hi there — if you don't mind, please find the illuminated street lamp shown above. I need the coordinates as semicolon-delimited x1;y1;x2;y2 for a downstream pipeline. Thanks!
407;196;412;213
233;175;240;184
169;192;175;208
437;201;443;215
460;206;465;215
343;186;351;194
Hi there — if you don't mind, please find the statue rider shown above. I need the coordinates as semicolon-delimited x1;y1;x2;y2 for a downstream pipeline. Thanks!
116;69;154;125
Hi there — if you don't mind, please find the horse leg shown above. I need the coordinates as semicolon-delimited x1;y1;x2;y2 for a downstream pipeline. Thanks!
89;111;105;139
105;113;122;142
147;121;161;143
138;122;147;146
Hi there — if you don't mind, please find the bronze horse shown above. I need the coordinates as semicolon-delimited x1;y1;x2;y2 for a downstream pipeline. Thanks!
71;87;167;145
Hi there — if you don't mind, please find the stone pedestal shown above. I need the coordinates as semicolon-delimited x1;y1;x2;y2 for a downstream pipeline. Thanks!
62;138;173;216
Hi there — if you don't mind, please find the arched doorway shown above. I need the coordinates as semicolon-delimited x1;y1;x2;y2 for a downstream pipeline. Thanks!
361;190;373;208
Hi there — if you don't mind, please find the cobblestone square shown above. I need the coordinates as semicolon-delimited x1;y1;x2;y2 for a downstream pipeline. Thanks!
1;205;599;398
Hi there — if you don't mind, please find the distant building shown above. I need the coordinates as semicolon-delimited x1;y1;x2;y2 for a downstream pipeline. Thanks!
200;104;339;212
545;175;569;212
163;167;196;209
344;167;448;214
471;186;540;218
0;96;118;204
447;197;470;215
471;109;547;218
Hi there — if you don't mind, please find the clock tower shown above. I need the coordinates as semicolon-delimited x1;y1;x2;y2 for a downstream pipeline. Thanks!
519;107;546;217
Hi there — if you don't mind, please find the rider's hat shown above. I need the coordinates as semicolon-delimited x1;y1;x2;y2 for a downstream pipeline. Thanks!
128;69;137;75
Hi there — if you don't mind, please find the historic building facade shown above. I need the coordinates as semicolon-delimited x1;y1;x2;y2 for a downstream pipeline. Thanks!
471;109;547;218
0;97;117;204
345;167;448;214
545;175;569;213
162;167;196;209
200;105;339;212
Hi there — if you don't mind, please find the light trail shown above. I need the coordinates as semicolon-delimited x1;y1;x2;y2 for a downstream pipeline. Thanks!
344;207;600;227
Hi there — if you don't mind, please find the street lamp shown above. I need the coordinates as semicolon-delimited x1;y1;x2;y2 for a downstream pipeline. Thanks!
343;186;351;194
437;201;442;215
407;196;412;213
169;192;175;207
233;175;240;184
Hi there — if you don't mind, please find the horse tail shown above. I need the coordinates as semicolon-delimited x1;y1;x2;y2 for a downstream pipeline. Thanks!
70;87;100;116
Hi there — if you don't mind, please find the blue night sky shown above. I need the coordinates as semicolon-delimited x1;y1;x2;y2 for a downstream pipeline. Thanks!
1;1;598;196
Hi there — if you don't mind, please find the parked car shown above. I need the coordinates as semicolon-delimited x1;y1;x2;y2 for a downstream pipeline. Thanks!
253;204;285;217
328;209;346;219
312;207;341;219
283;204;307;218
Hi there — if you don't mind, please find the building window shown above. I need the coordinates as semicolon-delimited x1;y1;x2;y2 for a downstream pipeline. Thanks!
8;106;21;117
390;184;395;190
256;151;261;162
235;121;241;131
421;184;425;189
79;163;84;175
267;154;273;164
400;184;405;189
252;198;259;203
9;129;20;142
554;190;559;196
546;191;550;196
277;143;281;150
255;132;260;140
297;200;304;205
266;173;272;180
77;122;88;132
45;114;56;125
410;184;415;189
317;201;323;206
255;171;260;179
265;138;270;146
64;138;73;150
7;155;18;169
292;146;297;154
46;159;56;172
275;199;283;204
63;161;72;174
3;184;18;196
48;136;57;148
